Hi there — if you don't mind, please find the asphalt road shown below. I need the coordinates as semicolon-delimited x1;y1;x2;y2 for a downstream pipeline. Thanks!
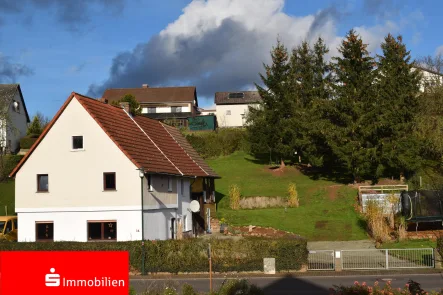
130;273;443;295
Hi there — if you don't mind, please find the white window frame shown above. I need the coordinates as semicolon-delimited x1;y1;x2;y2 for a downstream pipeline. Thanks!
148;175;153;192
71;135;84;151
168;176;172;192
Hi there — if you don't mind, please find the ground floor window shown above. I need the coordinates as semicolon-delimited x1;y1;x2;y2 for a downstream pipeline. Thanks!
36;222;54;241
87;221;117;241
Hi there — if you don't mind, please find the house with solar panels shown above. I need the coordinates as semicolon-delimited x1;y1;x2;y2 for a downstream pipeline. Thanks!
214;91;261;127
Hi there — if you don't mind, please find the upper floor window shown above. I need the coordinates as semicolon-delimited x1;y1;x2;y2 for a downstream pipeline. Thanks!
171;106;182;113
72;136;83;150
37;174;49;192
148;174;153;192
103;172;116;191
148;107;156;114
12;100;20;113
168;176;172;192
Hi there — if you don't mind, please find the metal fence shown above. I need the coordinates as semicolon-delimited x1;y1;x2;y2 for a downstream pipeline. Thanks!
341;248;434;270
308;250;335;270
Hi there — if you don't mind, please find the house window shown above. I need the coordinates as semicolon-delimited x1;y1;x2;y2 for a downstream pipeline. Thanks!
148;175;153;191
72;136;83;150
12;100;20;113
87;221;117;241
226;110;231;115
171;106;182;113
103;173;116;190
148;107;156;114
181;179;185;197
183;215;188;231
37;174;49;192
168;176;172;192
36;222;53;241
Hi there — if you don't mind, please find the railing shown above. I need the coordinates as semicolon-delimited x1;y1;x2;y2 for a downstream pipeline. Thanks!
341;248;434;270
308;250;335;271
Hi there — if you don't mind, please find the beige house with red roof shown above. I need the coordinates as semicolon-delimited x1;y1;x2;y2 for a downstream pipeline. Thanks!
10;92;218;242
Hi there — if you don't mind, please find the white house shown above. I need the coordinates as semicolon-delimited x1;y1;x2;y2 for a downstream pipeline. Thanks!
214;92;261;127
412;66;443;91
0;84;30;153
10;92;219;242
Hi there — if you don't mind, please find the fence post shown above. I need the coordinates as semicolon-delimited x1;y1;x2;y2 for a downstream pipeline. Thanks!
385;249;389;270
335;251;342;272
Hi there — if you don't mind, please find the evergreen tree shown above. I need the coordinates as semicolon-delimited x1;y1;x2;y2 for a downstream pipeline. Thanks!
375;34;422;178
111;94;142;116
247;39;291;166
27;115;43;135
327;29;377;182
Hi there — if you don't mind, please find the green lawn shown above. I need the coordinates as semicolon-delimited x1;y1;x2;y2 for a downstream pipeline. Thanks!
380;239;436;249
0;180;15;215
208;152;369;241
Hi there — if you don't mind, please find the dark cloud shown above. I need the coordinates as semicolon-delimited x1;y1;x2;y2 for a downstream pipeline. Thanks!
0;0;124;30
308;6;341;39
88;18;267;99
0;55;34;83
363;0;401;19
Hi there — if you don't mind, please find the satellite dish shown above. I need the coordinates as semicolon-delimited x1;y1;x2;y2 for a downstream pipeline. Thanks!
189;200;200;213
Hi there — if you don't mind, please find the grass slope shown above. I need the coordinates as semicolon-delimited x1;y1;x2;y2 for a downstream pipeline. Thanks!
208;152;368;241
0;180;15;215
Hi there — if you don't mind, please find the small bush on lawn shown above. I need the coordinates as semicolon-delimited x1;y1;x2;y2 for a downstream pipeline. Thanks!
0;238;308;274
287;183;299;208
229;184;241;210
331;280;443;295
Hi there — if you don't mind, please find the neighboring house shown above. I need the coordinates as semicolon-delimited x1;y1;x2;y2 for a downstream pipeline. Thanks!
214;91;261;127
198;108;216;116
0;84;30;153
102;84;200;128
10;92;219;242
412;66;443;91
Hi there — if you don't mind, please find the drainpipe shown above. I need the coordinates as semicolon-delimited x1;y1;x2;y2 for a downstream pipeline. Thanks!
138;168;145;276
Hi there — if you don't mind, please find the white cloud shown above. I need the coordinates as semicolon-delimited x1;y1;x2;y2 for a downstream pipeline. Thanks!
436;45;443;56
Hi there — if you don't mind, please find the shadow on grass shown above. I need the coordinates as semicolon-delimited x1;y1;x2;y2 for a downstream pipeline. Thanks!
215;191;226;205
297;164;353;184
357;218;368;233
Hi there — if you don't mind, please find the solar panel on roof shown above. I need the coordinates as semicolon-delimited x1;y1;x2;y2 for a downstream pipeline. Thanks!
228;92;244;99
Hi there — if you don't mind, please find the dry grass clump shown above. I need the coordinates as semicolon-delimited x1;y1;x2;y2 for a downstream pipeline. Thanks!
365;200;391;243
239;196;287;209
229;184;241;210
287;183;299;208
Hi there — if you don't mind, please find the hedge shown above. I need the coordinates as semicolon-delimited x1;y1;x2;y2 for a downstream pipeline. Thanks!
438;235;443;257
20;135;39;149
0;154;23;181
184;128;249;159
0;237;308;273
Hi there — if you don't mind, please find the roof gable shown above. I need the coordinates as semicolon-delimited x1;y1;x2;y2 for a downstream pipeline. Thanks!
0;84;30;123
10;92;218;178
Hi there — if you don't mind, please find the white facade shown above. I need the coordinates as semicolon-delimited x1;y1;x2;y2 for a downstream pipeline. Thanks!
216;104;258;127
1;90;28;153
199;109;216;116
15;97;192;242
141;103;191;114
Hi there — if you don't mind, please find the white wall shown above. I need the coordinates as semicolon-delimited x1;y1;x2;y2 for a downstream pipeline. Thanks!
200;110;216;116
6;91;28;152
18;208;142;242
177;178;191;233
143;209;176;240
141;103;191;114
15;97;141;210
216;104;258;127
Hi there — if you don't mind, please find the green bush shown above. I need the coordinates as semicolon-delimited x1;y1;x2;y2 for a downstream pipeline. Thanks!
0;154;23;181
0;237;308;274
20;135;39;149
331;280;442;295
438;235;443;257
184;129;248;159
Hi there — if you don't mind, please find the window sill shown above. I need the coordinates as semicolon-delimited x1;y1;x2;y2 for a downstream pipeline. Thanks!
103;190;117;192
87;239;117;242
71;149;85;152
36;191;49;193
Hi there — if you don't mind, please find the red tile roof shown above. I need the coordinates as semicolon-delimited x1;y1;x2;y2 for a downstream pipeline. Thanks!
10;92;219;178
102;86;197;104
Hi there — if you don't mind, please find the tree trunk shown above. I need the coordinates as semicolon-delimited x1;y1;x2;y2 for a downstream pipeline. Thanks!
280;158;285;169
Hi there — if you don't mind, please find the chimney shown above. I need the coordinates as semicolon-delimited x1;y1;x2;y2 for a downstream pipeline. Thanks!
120;102;130;113
142;84;149;88
103;98;108;104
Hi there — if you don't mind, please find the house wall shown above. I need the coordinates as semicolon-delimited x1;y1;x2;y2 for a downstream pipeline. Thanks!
17;208;141;242
216;104;258;127
141;103;191;114
6;91;28;152
144;175;179;209
15;97;141;210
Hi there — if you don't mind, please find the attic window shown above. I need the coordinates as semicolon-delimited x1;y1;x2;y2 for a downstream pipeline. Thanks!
13;101;20;113
228;93;244;99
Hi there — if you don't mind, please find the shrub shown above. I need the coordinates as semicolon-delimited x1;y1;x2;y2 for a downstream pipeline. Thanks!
437;234;443;257
0;238;308;274
184;129;248;159
0;154;23;181
217;279;264;295
229;184;241;210
20;135;39;149
239;196;287;209
364;200;391;243
331;280;442;295
287;183;299;208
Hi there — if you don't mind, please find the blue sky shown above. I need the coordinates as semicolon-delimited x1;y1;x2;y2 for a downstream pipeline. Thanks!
0;0;442;118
